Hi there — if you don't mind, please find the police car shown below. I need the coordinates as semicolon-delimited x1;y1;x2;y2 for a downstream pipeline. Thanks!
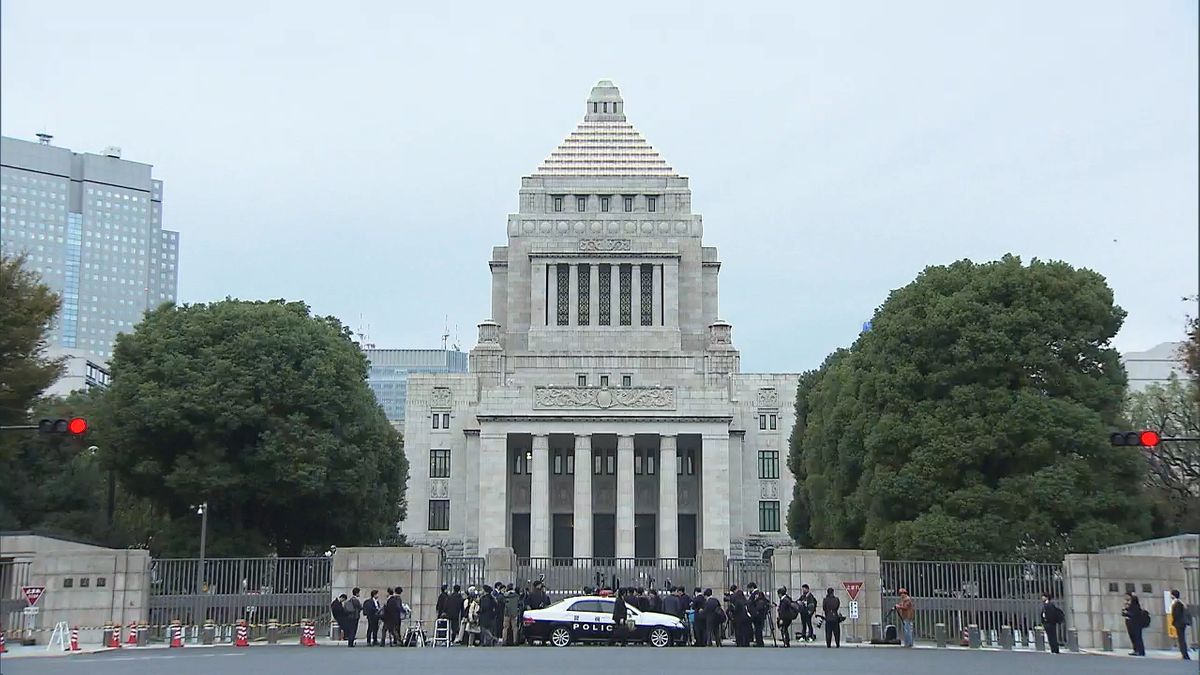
522;595;686;647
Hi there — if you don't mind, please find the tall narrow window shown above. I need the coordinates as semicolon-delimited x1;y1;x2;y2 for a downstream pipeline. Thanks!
577;196;586;212
759;414;767;430
577;374;587;386
429;500;450;531
430;449;451;478
553;196;563;212
603;102;608;112
622;374;632;387
619;264;632;325
598;264;611;325
600;375;609;387
577;263;590;325
758;450;779;479
432;415;440;430
759;501;780;532
624;196;633;212
442;413;450;428
557;264;570;326
647;196;657;212
769;414;777;430
601;196;610;212
640;264;653;326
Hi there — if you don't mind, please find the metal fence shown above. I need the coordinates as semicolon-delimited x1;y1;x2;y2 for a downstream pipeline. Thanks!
726;557;774;591
441;557;487;591
517;558;697;601
0;561;32;637
148;556;331;641
880;560;1063;642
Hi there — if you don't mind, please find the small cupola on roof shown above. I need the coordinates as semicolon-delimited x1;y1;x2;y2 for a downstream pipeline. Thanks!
534;80;677;177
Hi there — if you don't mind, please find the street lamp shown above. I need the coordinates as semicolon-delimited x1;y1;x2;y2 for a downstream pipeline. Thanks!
193;502;209;627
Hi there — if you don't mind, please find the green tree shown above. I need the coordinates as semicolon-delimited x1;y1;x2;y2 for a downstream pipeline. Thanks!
99;299;407;556
1125;375;1200;535
0;254;64;426
791;255;1150;561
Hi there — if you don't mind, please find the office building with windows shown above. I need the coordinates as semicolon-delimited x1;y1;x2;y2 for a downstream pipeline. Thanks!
401;81;800;559
1;134;179;362
365;348;468;424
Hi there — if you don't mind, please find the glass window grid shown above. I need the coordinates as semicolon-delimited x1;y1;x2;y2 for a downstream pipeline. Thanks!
557;263;570;326
428;500;450;531
758;450;780;479
577;263;590;325
430;448;451;478
619;264;632;325
598;264;611;325
640;264;653;326
759;501;780;532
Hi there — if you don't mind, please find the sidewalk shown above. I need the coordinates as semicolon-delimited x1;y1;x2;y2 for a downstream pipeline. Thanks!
0;641;313;659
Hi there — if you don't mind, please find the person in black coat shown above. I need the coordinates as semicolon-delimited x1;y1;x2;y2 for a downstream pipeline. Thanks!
363;589;383;646
436;584;450;619
446;585;465;644
703;589;724;647
797;585;818;642
822;588;841;648
1123;592;1146;656
1039;592;1063;654
728;585;751;646
382;588;401;646
692;588;707;647
663;587;683;619
344;588;363;647
478;585;498;646
526;581;550;610
331;594;348;642
1169;589;1191;661
747;582;768;647
609;589;630;646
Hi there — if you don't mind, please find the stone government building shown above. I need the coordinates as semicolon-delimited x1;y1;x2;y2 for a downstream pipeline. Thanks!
402;81;800;560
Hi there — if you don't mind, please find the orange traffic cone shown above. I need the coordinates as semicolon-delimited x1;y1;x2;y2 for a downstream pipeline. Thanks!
300;619;316;646
169;620;184;648
106;621;122;648
68;626;81;652
126;622;138;645
1;629;8;654
235;620;249;647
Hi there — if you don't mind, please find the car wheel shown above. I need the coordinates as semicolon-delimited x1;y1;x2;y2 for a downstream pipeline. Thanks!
550;626;572;647
649;627;671;648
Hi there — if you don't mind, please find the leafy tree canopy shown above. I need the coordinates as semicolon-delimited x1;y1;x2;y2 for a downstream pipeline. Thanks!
0;254;64;426
99;299;407;556
788;255;1150;561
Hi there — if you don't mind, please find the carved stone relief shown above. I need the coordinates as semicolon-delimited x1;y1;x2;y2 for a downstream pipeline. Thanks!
534;386;675;410
755;388;778;408
579;238;632;252
430;479;449;499
430;387;453;409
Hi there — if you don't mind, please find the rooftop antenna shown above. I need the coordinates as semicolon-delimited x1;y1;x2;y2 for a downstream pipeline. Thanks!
441;316;450;351
36;132;53;145
452;323;461;352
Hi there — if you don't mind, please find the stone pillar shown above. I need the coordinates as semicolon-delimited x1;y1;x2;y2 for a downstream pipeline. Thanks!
478;432;508;553
658;435;678;558
464;431;481;555
701;433;730;553
531;434;550;558
588;264;599;329
568;264;579;327
548;262;559;327
652;264;663;326
616;434;635;558
611;264;621;326
631;263;641;326
573;435;593;559
664;259;679;328
532;262;547;327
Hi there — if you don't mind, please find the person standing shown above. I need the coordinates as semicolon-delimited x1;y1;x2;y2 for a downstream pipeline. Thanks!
492;582;506;645
822;588;841;648
364;589;382;646
1122;591;1147;656
436;584;450;624
747;582;768;647
478;584;498;646
464;587;482;646
343;587;363;647
1169;589;1191;660
798;584;817;642
703;589;724;647
692;588;708;647
1040;593;1063;654
502;584;521;646
445;584;465;645
330;593;348;643
382;588;400;646
895;588;915;648
609;588;630;646
776;587;797;647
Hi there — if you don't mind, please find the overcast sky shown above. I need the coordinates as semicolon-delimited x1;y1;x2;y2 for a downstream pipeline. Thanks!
2;1;1196;372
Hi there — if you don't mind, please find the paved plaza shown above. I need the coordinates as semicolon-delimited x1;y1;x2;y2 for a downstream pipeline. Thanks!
2;644;1195;675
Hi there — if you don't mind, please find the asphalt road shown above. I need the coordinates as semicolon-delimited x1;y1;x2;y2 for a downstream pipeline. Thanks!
1;645;1194;675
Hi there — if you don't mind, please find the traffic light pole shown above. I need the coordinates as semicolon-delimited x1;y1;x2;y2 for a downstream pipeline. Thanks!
0;425;39;431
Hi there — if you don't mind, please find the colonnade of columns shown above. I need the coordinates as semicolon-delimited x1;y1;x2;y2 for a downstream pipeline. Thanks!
535;260;678;328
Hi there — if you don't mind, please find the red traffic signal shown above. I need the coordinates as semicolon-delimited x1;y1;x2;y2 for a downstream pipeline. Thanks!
1110;430;1161;447
37;417;88;435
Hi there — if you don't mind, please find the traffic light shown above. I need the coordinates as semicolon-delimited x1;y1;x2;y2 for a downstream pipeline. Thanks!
38;417;88;436
1110;430;1161;447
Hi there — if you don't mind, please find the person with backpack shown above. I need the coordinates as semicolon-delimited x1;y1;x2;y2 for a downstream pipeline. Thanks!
1122;591;1147;656
797;584;818;642
1040;592;1064;654
1169;589;1191;660
822;587;842;648
343;587;363;647
776;586;799;647
747;582;769;647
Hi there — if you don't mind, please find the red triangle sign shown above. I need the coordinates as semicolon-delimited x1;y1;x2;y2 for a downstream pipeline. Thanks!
22;585;45;606
842;580;863;601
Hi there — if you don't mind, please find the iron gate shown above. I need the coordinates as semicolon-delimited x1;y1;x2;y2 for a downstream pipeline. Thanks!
148;557;331;641
0;561;31;638
517;558;696;601
441;557;487;591
726;557;774;591
880;560;1063;643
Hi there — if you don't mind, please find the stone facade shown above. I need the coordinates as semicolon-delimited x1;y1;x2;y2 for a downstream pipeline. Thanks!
401;81;799;558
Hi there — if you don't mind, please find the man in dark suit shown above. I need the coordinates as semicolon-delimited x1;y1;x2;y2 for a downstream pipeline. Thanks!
363;589;383;646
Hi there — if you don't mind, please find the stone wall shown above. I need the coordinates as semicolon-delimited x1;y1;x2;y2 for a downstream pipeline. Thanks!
330;547;442;638
1062;552;1189;651
770;547;881;643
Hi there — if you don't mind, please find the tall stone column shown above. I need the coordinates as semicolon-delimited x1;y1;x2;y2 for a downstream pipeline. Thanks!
658;435;678;558
701;433;731;553
588;264;599;328
616;434;635;558
531;262;547;327
573;435;593;559
664;259;679;328
478;432;508;553
531;434;550;558
652;264;663;326
548;263;559;326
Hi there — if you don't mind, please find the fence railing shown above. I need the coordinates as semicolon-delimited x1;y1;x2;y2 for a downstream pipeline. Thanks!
517;557;696;601
0;561;31;636
880;560;1063;642
147;556;331;640
441;557;487;591
726;557;774;591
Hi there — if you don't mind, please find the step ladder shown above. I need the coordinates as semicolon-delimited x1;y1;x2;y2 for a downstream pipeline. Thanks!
404;620;428;648
431;618;451;647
